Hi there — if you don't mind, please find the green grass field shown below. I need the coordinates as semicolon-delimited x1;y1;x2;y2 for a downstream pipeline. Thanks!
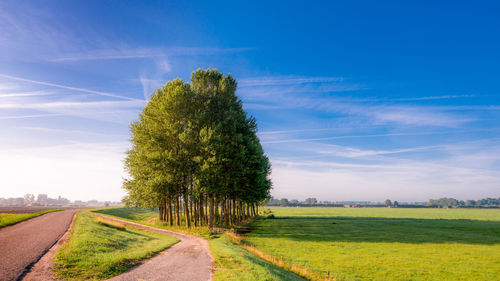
243;207;500;281
54;213;179;280
92;207;212;237
0;209;62;228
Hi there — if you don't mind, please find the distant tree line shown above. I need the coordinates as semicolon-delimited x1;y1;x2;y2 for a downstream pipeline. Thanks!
427;197;500;208
266;197;500;208
123;69;272;232
267;197;344;207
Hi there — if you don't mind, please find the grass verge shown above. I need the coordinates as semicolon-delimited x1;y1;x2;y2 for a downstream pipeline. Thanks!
209;233;306;281
54;212;179;280
0;209;63;228
92;207;214;238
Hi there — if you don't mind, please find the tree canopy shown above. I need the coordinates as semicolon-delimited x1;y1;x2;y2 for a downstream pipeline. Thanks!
123;69;272;231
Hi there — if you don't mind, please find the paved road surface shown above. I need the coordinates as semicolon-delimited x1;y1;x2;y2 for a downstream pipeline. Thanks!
0;209;78;281
89;213;213;281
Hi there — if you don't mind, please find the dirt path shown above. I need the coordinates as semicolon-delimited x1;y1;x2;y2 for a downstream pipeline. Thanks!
88;213;213;281
0;209;78;281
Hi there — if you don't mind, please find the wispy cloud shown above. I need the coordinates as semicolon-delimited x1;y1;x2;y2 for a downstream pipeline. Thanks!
239;75;477;128
239;76;345;87
392;94;475;101
0;113;64;120
0;90;59;98
0;100;145;110
0;73;141;101
268;140;500;201
260;131;447;144
49;46;254;62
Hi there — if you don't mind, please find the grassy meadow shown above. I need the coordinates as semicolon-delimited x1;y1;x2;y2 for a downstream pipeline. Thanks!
242;207;500;281
54;213;179;280
0;209;62;228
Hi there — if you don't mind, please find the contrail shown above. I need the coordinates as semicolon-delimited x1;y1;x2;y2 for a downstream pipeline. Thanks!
0;73;142;101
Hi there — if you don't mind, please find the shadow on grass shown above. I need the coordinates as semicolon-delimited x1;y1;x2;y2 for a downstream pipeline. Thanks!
248;216;500;245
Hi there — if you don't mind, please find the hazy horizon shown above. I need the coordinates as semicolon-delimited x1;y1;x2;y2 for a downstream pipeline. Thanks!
1;1;499;202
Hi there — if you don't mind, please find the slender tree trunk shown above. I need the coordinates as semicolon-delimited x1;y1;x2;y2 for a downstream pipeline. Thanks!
193;198;198;227
219;199;224;227
175;196;181;226
214;199;219;226
159;205;163;222
225;198;229;227
198;196;203;226
208;196;214;233
232;199;236;224
167;198;173;226
183;193;191;228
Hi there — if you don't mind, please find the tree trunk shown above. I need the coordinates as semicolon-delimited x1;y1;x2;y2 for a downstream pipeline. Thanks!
167;198;173;226
193;199;198;227
158;205;163;222
183;193;191;228
199;197;204;226
175;196;181;226
219;199;224;227
208;196;214;233
225;199;229;227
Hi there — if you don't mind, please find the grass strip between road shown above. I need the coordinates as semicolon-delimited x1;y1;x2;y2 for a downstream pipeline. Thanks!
54;212;179;281
0;209;63;228
92;207;214;238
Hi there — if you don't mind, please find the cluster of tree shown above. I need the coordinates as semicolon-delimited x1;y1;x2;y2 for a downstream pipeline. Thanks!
0;194;70;207
427;197;500;208
123;69;272;232
384;199;399;207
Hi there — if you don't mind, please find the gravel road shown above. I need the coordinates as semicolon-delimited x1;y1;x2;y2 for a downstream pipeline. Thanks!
89;213;213;281
0;209;78;281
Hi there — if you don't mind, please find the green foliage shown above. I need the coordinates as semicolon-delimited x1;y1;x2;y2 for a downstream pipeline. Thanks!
0;209;62;228
209;234;305;281
243;207;500;281
54;213;178;280
123;69;271;229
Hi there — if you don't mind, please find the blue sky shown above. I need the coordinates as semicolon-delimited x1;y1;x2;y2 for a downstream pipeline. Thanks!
0;0;499;202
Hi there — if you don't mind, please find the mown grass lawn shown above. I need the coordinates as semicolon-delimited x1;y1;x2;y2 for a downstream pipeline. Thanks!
0;209;62;228
244;207;500;281
54;212;179;280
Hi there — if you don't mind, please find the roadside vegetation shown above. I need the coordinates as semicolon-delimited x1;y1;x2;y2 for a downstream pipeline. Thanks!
54;213;178;280
92;207;212;237
209;233;305;281
0;209;62;228
240;207;500;281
